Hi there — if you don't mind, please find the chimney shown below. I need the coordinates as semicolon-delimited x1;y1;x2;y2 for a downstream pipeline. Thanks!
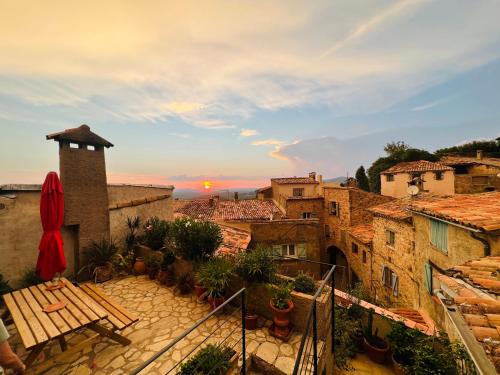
209;195;219;207
318;174;323;184
477;150;483;160
234;191;239;201
309;172;316;181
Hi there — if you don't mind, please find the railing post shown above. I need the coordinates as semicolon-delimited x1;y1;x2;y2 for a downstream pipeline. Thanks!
312;300;318;375
331;268;335;354
241;289;247;375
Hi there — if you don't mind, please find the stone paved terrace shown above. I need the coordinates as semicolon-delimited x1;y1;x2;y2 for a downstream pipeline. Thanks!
6;276;305;374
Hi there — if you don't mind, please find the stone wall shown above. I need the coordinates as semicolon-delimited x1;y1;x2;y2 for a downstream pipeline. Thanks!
454;166;500;193
0;191;77;287
381;170;455;198
345;235;372;292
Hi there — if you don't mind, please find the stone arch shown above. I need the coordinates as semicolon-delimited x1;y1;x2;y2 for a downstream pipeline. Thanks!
327;246;349;290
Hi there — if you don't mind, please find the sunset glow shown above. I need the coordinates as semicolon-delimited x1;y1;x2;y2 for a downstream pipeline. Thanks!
203;181;212;190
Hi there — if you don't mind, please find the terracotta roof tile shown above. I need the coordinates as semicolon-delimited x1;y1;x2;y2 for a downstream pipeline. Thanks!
46;124;113;148
440;156;500;169
271;177;319;184
410;192;500;232
348;224;374;245
368;199;412;221
381;160;453;174
174;198;284;221
216;225;251;256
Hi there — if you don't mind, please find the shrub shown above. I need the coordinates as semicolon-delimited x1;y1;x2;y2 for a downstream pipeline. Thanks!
198;257;234;298
125;216;141;251
269;280;294;310
145;253;162;270
178;344;235;375
235;245;277;284
79;238;119;276
0;274;13;305
20;267;44;288
386;321;424;366
293;272;316;295
161;250;176;271
170;218;223;262
113;250;135;275
176;272;194;295
143;216;169;250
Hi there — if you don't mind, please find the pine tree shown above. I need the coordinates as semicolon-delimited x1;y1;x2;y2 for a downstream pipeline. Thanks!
355;166;370;192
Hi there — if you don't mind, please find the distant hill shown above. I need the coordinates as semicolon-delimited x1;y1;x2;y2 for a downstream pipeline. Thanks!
324;176;346;183
174;188;257;200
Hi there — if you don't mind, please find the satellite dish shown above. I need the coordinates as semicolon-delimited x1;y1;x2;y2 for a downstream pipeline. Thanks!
407;185;420;196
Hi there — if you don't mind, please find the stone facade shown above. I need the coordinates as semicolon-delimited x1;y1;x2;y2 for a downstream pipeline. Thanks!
381;170;455;198
453;163;500;193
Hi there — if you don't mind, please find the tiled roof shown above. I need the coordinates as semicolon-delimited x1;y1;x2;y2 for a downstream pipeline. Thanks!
271;177;319;184
438;260;500;373
334;289;436;335
381;160;453;174
216;225;251;256
348;224;374;244
440;156;500;169
174;199;284;221
255;186;272;193
46;124;113;148
410;192;500;232
369;199;412;221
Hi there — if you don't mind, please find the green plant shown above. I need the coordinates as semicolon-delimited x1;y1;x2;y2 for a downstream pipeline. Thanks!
269;280;294;310
20;267;44;288
178;344;235;375
170;218;223;262
198;257;234;298
386;321;424;366
143;216;169;250
79;238;119;276
235;245;277;284
293;272;316;295
161;250;176;271
176;272;194;295
355;165;370;192
125;216;141;251
145;253;162;269
0;273;13;306
113;250;135;274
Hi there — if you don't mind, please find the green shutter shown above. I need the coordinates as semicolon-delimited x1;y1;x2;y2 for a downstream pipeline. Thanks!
297;243;307;259
424;263;433;294
272;245;282;257
431;220;448;253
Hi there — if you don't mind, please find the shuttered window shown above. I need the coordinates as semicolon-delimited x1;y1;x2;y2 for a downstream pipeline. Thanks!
272;244;306;259
424;263;433;294
430;219;448;253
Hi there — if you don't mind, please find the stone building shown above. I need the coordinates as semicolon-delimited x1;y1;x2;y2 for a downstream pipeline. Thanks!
0;125;174;285
380;160;455;198
440;151;500;193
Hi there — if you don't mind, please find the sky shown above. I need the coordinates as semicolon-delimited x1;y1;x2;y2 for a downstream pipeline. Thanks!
1;0;500;191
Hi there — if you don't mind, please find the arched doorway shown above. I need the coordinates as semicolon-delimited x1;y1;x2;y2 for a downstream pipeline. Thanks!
327;246;349;290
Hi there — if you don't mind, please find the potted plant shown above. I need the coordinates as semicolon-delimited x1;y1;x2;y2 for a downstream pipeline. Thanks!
125;216;141;252
293;272;316;295
198;257;234;310
112;250;135;275
269;280;294;338
158;250;176;286
133;256;146;275
143;216;169;251
79;238;119;283
178;344;237;375
235;245;277;329
363;308;390;364
176;272;194;295
144;253;162;280
386;321;423;374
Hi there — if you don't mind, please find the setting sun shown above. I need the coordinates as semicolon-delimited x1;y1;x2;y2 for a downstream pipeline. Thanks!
203;181;212;190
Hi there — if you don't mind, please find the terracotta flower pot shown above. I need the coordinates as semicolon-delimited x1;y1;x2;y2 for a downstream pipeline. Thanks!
147;267;159;280
245;314;258;330
208;296;225;310
363;336;389;364
270;300;294;338
194;283;207;298
392;354;408;375
94;264;113;283
133;257;146;275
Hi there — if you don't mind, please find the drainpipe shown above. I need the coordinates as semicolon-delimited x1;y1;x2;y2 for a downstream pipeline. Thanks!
470;232;491;256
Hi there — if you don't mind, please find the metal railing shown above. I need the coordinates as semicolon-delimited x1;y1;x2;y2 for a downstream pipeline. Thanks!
131;288;247;375
292;264;336;375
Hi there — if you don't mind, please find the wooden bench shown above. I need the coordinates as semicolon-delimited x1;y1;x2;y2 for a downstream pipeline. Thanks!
78;282;138;331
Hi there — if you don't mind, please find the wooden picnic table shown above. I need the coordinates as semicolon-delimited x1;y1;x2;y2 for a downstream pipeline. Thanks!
1;277;138;372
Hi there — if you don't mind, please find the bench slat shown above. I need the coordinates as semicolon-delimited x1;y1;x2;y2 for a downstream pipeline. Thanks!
83;283;138;322
3;294;37;349
62;279;107;319
29;286;71;335
11;290;48;344
20;288;60;339
79;285;129;329
34;284;80;330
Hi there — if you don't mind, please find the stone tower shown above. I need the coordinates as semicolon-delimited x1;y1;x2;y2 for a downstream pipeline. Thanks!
47;124;113;273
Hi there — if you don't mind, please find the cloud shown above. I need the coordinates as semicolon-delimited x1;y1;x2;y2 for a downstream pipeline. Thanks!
240;128;258;137
252;139;283;146
411;96;453;112
251;139;289;160
164;102;205;114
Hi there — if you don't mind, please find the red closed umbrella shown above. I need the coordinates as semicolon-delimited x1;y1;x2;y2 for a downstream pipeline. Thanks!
36;171;67;281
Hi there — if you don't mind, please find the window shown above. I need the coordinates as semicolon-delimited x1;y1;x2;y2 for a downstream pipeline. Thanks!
381;266;399;296
272;243;307;259
362;251;367;263
325;224;331;237
386;174;394;182
386;230;395;247
329;201;339;216
454;165;468;175
302;212;312;219
69;142;79;149
430;219;448;253
424;263;433;294
434;172;444;180
293;188;304;197
351;242;358;254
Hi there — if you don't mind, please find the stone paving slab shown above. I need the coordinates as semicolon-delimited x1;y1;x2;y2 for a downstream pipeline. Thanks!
6;276;305;374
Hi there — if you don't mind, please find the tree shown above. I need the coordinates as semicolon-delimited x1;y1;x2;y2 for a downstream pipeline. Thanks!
355;166;370;192
367;142;438;193
435;138;500;158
